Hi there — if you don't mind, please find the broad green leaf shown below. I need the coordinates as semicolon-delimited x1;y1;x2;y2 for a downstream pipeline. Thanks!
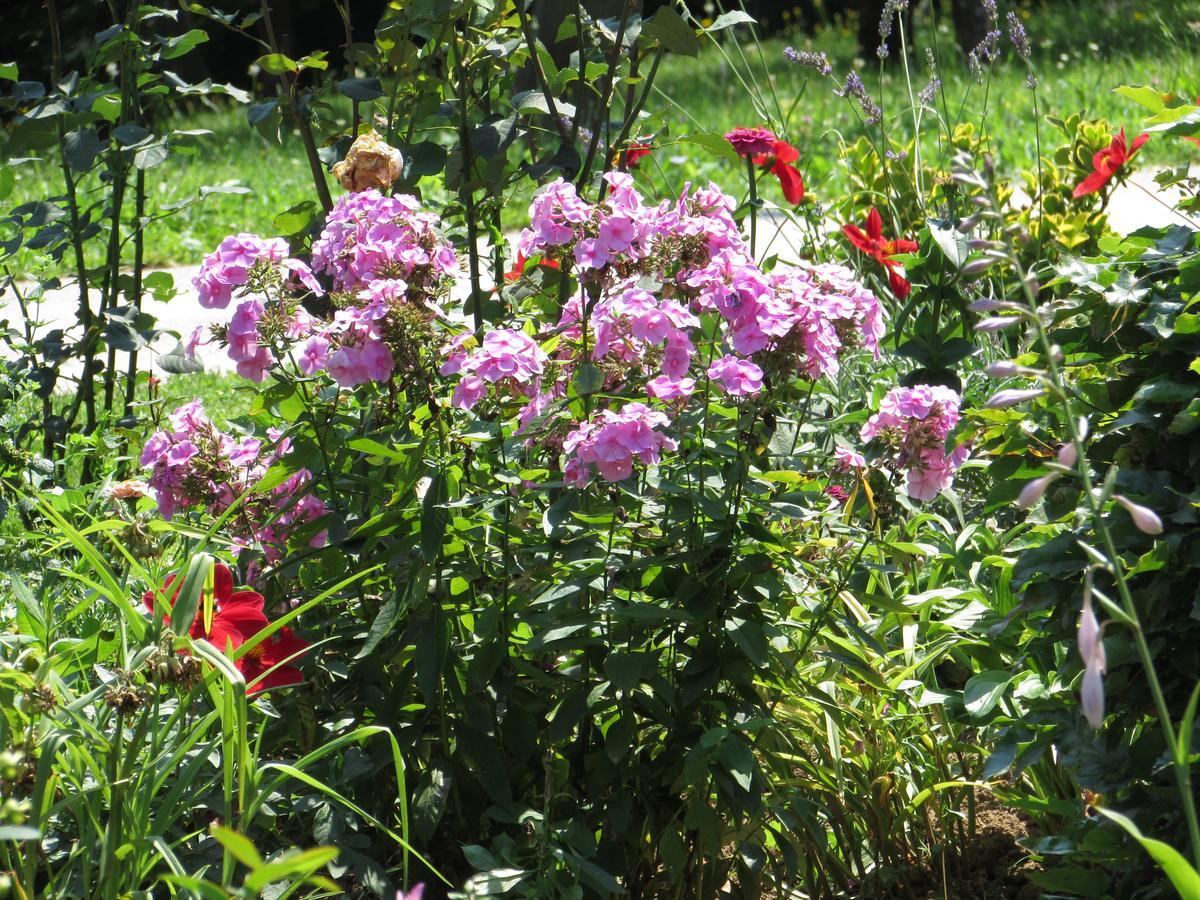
641;6;701;57
963;670;1012;718
256;53;299;75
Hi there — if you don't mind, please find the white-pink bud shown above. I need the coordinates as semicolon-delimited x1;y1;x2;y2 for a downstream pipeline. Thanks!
1017;473;1059;510
974;316;1023;332
1113;494;1164;535
984;361;1020;378
983;388;1045;409
1056;443;1078;467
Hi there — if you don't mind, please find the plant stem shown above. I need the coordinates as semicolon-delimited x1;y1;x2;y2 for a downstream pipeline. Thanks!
259;0;332;213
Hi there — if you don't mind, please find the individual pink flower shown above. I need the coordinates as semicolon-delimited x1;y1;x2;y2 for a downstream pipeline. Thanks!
835;447;866;471
707;355;764;397
646;376;696;401
298;335;331;376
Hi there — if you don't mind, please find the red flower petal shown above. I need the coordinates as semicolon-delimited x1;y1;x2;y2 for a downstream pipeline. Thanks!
842;224;872;253
1072;168;1110;198
892;238;919;255
772;161;805;204
865;207;885;242
887;265;912;299
772;140;800;164
1129;132;1150;156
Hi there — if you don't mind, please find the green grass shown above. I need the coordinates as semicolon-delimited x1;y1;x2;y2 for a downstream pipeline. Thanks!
651;0;1200;195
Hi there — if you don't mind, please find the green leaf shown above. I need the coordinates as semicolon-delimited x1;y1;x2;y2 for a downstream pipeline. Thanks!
160;29;209;61
0;62;17;82
63;128;102;172
929;218;969;268
403;140;447;179
168;552;214;635
337;77;384;101
0;825;41;841
641;6;701;57
717;737;755;793
256;53;299;75
705;11;756;31
573;362;603;396
678;131;740;164
1097;809;1200;899
133;141;169;170
963;670;1012;718
420;472;449;563
1114;84;1168;113
211;826;263;869
274;200;317;236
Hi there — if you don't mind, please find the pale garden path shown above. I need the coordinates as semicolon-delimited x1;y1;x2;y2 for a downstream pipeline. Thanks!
2;167;1193;379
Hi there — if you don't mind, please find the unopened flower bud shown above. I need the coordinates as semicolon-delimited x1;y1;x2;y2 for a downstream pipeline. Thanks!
1057;443;1077;467
974;316;1023;332
966;298;1006;313
983;388;1044;408
1078;578;1106;729
1017;472;1059;509
1113;494;1163;535
984;360;1021;377
961;256;1001;276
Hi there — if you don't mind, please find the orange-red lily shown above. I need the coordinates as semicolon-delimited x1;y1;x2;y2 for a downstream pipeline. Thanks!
842;207;919;299
1073;128;1149;198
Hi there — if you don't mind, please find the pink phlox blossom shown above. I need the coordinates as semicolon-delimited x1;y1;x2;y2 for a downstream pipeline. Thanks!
448;329;548;410
861;385;968;501
835;447;866;471
707;355;764;396
562;402;677;486
646;375;696;401
194;233;289;309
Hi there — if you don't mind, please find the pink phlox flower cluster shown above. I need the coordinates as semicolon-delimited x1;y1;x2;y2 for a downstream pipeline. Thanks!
225;298;317;383
140;402;327;561
311;189;458;293
861;385;969;501
557;282;700;378
442;328;548;410
562;402;677;486
194;234;290;310
683;256;884;378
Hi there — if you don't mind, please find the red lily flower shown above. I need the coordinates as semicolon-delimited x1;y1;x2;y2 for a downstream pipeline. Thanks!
754;140;805;205
504;252;561;282
237;626;311;694
144;563;311;692
614;141;653;169
143;563;267;653
1073;128;1149;198
842;207;919;299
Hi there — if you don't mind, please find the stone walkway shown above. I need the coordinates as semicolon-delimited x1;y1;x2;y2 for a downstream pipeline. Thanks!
1;168;1193;380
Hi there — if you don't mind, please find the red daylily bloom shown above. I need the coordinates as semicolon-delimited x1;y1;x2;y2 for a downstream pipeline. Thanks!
143;563;268;653
144;563;311;692
237;626;311;694
1073;128;1149;198
505;252;561;282
753;140;805;205
842;207;919;298
614;141;652;169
